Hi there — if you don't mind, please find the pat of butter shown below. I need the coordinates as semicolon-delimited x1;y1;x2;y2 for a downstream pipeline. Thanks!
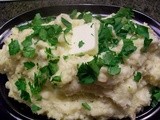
70;23;98;55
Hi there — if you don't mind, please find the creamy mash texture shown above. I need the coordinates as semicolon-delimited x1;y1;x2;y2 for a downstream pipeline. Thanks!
0;8;160;120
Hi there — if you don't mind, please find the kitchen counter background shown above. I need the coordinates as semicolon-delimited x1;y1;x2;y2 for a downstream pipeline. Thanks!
0;0;160;27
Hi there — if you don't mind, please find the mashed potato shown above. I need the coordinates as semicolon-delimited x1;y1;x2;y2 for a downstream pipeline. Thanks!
0;8;160;120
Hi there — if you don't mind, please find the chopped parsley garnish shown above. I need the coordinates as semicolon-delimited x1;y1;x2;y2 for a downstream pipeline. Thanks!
77;58;100;84
8;39;20;55
70;9;78;19
78;40;85;48
82;102;91;111
61;17;72;34
20;90;31;101
17;23;31;31
21;35;32;48
23;47;35;58
15;77;26;91
108;65;121;76
45;48;53;59
141;38;153;52
77;12;93;23
39;28;47;41
120;39;137;57
63;55;68;60
32;13;42;27
151;87;160;107
134;72;142;82
48;60;59;76
15;77;31;102
31;104;41;113
136;24;149;39
28;59;59;99
83;12;92;23
103;50;119;66
51;76;61;82
24;61;35;70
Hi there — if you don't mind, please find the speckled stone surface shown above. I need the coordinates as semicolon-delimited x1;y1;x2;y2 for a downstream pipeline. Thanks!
0;0;160;26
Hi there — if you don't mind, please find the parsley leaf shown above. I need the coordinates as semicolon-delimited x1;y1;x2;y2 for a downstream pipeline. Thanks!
51;76;61;82
8;39;20;55
82;102;91;111
47;37;58;46
61;17;72;33
70;9;78;19
48;60;59;76
17;23;31;31
21;36;32;48
136;24;149;39
98;24;113;53
15;78;31;102
23;47;35;58
43;16;55;23
103;50;119;66
45;48;53;59
134;72;142;82
141;38;153;52
24;61;35;70
115;7;134;19
20;90;31;102
39;28;47;41
32;13;42;27
78;40;85;48
83;13;92;23
31;104;41;113
108;65;121;75
77;58;100;84
15;77;26;91
151;87;160;107
120;39;137;57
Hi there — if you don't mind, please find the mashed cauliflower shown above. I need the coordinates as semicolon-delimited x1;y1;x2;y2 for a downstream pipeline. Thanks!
0;8;160;120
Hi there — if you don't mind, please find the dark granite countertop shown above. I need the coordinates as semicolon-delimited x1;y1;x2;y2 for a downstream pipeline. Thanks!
0;0;160;27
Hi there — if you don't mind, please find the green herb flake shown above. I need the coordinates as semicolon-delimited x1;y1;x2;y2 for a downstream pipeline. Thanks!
8;39;20;55
77;58;100;85
48;60;59;75
141;38;153;52
21;36;32;48
24;62;35;70
134;72;142;82
47;37;58;46
45;48;53;59
120;39;137;57
115;7;134;19
20;90;31;102
107;65;121;75
23;47;35;58
17;23;31;31
70;9;78;19
31;104;41;113
32;13;42;26
15;78;31;102
151;87;160;107
78;40;85;48
63;55;68;60
61;17;72;33
83;13;92;23
136;24;149;39
82;102;91;111
51;76;61;82
15;77;26;91
39;28;47;41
